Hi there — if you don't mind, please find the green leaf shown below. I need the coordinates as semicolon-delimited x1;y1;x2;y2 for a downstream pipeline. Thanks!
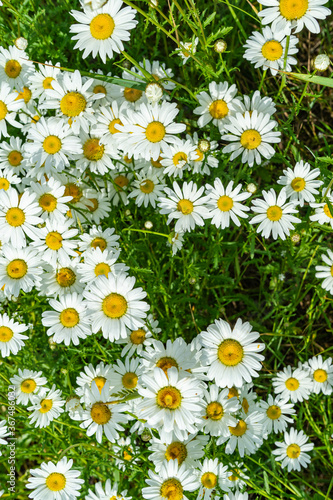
285;72;333;88
203;12;216;27
317;157;333;164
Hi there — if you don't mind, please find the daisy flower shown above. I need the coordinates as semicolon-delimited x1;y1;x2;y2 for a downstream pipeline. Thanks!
28;60;62;101
0;420;8;447
39;259;84;298
116;101;186;161
243;27;298;76
0;167;21;191
158;181;210;233
82;188;111;225
236;90;276;117
310;188;333;228
85;479;131;500
258;0;331;35
272;365;312;403
76;131;119;175
0;245;43;298
315;249;333;295
26;456;84;499
108;355;144;393
128;168;166;208
197;458;231;499
224;462;249;491
160;139;198;178
115;313;159;357
92;102;129;144
217;412;263;457
222;110;281;167
78;224;120;253
277;160;322;206
75;362;112;400
303;355;333;395
77;247;127;284
139;59;176;90
238;383;259;418
70;0;138;64
29;177;73;223
200;318;265;388
140;337;199;376
258;394;296;434
272;428;314;472
194;81;240;132
199;384;240;437
223;493;249;500
28;385;65;428
168;231;185;255
112;436;139;471
0;82;22;138
0;136;28;174
0;313;28;357
142;459;200;500
250;188;301;240
176;37;199;64
205;179;251;229
0;45;34;90
110;67;147;108
83;272;149;340
187;133;219;175
42;292;92;346
9;369;48;405
107;167;133;206
89;70;115;108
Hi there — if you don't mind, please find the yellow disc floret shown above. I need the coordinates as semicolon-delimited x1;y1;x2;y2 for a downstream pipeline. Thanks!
0;178;9;190
43;135;62;154
145;121;166;143
313;369;327;383
102;293;128;318
123;87;142;103
286;443;301;458
90;13;115;39
165;441;188;465
156;357;179;375
109;118;123;134
156;386;182;409
0;101;7;120
6;259;27;279
60;308;79;328
261;40;283;61
209;99;229;119
56;268;76;288
218;339;244;366
201;472;217;489
285;377;300;391
39;193;57;212
83;138;105;161
45;231;63;250
0;326;14;342
122;372;138;389
5;60;21;78
206;401;224;420
8;150;22;166
177;199;194;215
39;399;53;413
93;376;107;393
279;0;308;21
291;177;306;192
140;179;155;194
240;130;262;150
43;77;54;90
160;478;183;500
46;472;66;492
21;379;37;393
94;262;111;277
217;195;233;212
266;405;282;420
60;92;86;117
6;207;25;227
229;419;247;436
90;402;111;424
266;205;283;221
91;237;107;251
130;328;146;344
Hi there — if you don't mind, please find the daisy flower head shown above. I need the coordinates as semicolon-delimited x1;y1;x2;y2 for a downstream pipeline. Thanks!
315;249;333;295
75;361;112;400
0;313;28;358
110;67;147;108
160;139;198;178
39;258;84;298
26;456;84;499
197;458;231;498
0;136;28;175
142;459;200;500
107;166;133;206
222;110;281;167
140;59;176;91
176;37;199;64
115;313;159;357
250;188;301;240
272;428;314;471
78;224;120;253
158;181;210;233
78;247;128;284
76;131;119;175
243;27;298;76
140;337;199;376
0;167;21;192
272;365;312;402
82;188;111;225
303;355;333;395
217;412;263;457
0;82;22;138
258;394;296;434
9;369;48;405
0;419;9;447
224;462;249;492
107;355;144;393
70;0;138;64
168;230;185;256
200;318;265;388
205;179;251;229
89;70;115;108
83;272;149;340
310;188;333;228
30;177;73;223
277;160;322;206
0;45;34;90
28;385;65;428
187;133;219;175
223;493;249;500
194;81;239;132
28;60;61;101
236;90;276;117
128;167;166;208
258;0;331;35
199;384;240;437
116;101;186;161
92;102;129;144
85;479;131;500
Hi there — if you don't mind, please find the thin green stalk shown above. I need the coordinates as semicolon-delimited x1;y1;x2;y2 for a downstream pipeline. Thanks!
276;35;290;99
259;69;267;92
225;0;247;39
122;228;169;238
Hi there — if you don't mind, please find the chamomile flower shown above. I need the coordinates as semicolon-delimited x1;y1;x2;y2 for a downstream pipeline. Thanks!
0;82;23;138
143;459;200;500
39;259;84;297
83;272;149;340
42;293;92;346
199;384;240;437
160;139;198;178
303;355;333;395
78;225;120;253
250;188;301;240
108;356;144;394
29;177;73;223
85;479;131;500
92;102;129;144
194;81;239;132
78;247;127;284
272;428;314;471
168;231;185;255
315;249;333;295
236;91;276;117
176;37;199;64
139;59;176;90
0;420;8;446
28;385;65;428
187;133;219;175
82;188;111;225
0;45;34;90
140;337;197;376
258;395;296;434
277;161;322;206
0;245;43;298
200;318;265;388
75;362;112;402
89;70;114;107
0;167;20;191
108;167;133;206
222;111;281;167
223;493;249;500
197;458;231;499
26;456;84;499
115;313;158;357
9;369;48;405
128;168;166;208
243;28;298;75
205;180;251;229
258;0;331;35
76;131;119;174
28;60;61;101
224;463;249;491
309;188;333;228
0;136;27;174
272;365;312;403
0;313;28;357
217;412;263;457
110;67;146;107
70;0;138;64
158;181;210;233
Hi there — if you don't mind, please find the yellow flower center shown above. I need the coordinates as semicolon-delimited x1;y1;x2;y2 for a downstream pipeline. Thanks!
323;204;333;218
242;397;249;414
59;308;79;328
165;441;188;465
6;207;25;227
173;152;187;167
109;118;123;134
64;183;83;204
123;87;143;103
94;262;111;277
218;339;244;366
91;402;111;424
313;368;327;383
266;205;283;221
194;148;204;161
285;377;300;391
93;376;107;393
7;259;27;279
0;178;9;190
91;237;107;250
15;86;32;104
331;265;333;277
102;293;128;318
43;76;54;89
45;472;66;492
20;379;37;393
228;387;239;398
151;156;163;168
156;386;182;409
122;371;138;389
291;177;306;192
39;398;53;413
90;13;115;39
93;84;106;95
0;101;7;121
160;478;183;500
228;470;240;482
114;175;129;189
123;448;132;461
130;328;146;344
217;195;233;212
177;199;194;215
5;59;21;78
45;231;63;250
209;99;229;119
286;443;301;458
201;472;217;489
156;356;179;376
43;135;62;154
8;150;23;166
145;121;166;143
240;129;262;150
266;404;282;419
279;0;308;20
0;326;14;342
39;193;57;212
60;92;87;117
229;419;247;436
83;138;105;161
261;40;283;61
140;179;155;194
206;401;224;420
56;268;76;288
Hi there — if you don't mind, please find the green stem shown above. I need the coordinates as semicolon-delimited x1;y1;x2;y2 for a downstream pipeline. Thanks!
122;228;169;238
259;69;267;92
